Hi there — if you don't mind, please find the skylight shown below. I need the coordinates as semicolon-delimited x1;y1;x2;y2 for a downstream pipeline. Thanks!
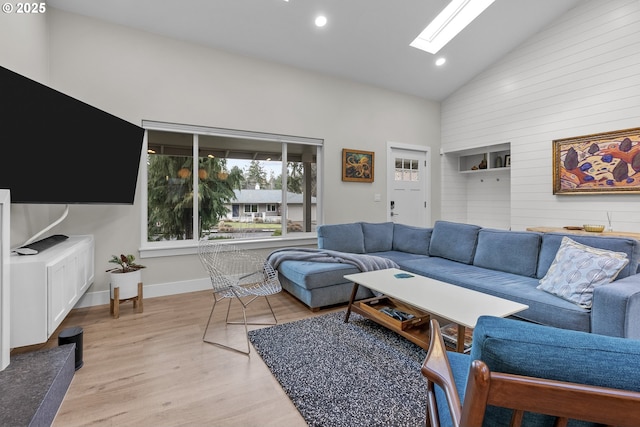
410;0;495;54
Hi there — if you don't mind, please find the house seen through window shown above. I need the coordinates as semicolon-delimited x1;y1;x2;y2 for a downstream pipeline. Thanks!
143;121;321;243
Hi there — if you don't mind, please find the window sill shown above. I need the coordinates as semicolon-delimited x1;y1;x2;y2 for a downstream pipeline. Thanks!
138;233;318;259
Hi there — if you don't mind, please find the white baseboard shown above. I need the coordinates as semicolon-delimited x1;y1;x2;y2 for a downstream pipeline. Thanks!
74;278;211;308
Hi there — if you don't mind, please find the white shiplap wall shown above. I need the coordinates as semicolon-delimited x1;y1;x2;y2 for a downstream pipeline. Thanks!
441;0;640;232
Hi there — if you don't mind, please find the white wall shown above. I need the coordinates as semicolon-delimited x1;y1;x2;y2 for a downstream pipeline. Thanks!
0;8;48;81
441;0;640;231
1;8;440;297
0;4;60;245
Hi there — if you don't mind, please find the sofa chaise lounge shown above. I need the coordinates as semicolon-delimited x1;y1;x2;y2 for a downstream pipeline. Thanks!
272;220;640;338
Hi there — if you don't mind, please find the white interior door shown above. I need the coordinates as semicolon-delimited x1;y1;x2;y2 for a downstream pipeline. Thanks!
387;143;430;227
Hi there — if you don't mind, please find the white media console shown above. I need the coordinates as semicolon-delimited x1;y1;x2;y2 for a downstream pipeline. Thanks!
10;235;94;348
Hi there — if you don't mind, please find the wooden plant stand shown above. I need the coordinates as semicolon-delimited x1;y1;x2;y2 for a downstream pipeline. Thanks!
110;282;143;319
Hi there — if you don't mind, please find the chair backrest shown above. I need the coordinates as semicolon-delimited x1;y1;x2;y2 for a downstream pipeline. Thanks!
462;358;640;427
421;319;464;427
197;239;280;294
421;319;640;427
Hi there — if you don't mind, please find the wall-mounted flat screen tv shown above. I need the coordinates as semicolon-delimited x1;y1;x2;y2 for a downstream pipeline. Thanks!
0;65;144;204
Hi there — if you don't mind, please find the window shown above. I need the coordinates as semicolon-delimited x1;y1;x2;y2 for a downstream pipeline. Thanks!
395;158;420;182
142;121;322;247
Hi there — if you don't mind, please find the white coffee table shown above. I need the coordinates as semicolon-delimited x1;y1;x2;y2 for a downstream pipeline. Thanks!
344;268;528;352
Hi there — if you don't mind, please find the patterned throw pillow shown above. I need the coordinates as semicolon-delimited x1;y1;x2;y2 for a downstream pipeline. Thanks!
537;236;629;308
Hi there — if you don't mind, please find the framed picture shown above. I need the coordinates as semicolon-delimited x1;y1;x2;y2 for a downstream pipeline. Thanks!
552;127;640;195
504;154;511;167
342;149;374;182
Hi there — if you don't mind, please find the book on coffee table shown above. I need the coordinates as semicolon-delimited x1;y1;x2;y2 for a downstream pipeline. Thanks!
440;323;473;353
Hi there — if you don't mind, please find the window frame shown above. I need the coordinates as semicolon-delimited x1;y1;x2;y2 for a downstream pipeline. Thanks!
244;204;258;213
139;121;323;258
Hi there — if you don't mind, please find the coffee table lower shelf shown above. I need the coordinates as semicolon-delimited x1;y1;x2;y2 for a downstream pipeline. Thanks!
344;268;528;353
348;296;432;350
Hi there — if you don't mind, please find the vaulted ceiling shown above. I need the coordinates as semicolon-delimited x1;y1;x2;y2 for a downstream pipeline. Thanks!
48;0;583;101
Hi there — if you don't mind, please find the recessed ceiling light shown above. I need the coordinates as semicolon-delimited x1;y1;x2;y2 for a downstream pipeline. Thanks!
410;0;495;54
435;57;446;66
315;15;327;27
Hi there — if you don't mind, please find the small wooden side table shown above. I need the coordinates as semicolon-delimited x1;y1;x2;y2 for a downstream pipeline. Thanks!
110;282;143;319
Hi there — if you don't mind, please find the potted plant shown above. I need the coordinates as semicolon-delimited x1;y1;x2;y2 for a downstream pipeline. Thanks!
107;254;146;300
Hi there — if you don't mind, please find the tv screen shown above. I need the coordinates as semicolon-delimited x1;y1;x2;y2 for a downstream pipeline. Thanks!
0;65;144;204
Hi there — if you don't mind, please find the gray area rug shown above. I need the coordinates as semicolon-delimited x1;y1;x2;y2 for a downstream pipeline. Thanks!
247;311;428;427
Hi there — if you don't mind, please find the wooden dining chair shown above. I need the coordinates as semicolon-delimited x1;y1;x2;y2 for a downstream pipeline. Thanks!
421;318;640;427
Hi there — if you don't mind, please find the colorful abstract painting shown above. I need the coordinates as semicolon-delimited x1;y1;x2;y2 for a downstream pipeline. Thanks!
553;128;640;194
342;149;374;182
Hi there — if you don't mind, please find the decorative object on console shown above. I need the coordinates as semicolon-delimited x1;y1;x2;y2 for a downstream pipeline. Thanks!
583;224;605;232
342;148;374;182
107;254;145;318
478;154;487;169
553;127;640;195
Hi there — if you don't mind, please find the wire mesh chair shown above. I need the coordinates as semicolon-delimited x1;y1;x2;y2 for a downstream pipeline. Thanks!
198;239;281;354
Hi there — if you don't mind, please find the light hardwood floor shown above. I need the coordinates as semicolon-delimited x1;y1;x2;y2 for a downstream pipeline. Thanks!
16;290;342;426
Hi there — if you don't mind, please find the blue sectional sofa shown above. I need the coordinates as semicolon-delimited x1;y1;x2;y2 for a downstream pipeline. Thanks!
273;220;640;338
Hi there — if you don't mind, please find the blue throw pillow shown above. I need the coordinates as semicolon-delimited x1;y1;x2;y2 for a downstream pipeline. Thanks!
537;237;628;308
537;233;639;280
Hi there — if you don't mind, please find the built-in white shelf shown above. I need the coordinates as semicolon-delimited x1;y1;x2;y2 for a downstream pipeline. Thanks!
445;143;511;174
